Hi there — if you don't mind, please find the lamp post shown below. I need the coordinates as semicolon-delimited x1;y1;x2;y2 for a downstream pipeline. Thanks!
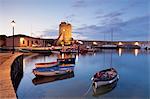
11;20;15;54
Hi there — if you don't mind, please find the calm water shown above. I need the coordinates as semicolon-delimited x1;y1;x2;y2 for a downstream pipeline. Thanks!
17;49;150;99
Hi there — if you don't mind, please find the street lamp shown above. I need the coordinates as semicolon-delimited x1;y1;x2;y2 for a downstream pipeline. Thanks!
11;20;15;54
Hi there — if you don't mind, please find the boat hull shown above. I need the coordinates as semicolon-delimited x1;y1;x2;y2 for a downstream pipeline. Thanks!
93;75;119;88
33;70;73;76
35;62;59;68
92;68;119;88
92;79;118;96
33;66;74;77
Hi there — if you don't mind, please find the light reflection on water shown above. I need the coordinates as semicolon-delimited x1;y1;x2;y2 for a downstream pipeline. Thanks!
17;49;149;99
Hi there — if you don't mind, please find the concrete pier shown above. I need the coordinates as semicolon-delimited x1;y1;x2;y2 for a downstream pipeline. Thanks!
0;53;23;99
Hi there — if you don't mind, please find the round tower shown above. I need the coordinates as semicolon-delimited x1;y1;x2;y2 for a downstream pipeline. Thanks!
57;22;72;45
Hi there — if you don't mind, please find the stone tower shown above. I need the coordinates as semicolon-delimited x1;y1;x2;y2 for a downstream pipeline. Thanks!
56;22;72;45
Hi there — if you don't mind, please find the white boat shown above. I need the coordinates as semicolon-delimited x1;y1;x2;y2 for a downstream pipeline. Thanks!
92;79;118;96
33;66;74;76
35;62;59;68
92;68;119;88
51;51;60;54
102;45;117;47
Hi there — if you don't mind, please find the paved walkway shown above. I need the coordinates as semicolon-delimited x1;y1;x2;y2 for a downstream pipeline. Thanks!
0;52;23;99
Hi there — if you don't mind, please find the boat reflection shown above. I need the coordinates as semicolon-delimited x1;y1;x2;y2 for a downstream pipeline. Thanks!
32;72;74;85
92;80;118;97
57;53;76;64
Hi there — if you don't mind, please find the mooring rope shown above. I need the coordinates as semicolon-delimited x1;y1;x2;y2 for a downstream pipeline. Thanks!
83;81;93;96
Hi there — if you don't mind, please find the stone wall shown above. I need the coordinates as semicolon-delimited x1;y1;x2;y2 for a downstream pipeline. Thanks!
11;55;23;97
0;53;23;98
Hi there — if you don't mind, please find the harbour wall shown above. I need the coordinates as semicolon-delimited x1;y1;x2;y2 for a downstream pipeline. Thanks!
0;53;23;99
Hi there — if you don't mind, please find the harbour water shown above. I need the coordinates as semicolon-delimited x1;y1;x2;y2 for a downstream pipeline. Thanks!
17;49;149;99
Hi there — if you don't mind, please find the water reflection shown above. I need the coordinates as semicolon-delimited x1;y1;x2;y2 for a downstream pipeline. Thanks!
75;54;79;62
118;48;122;56
17;49;149;98
61;53;64;58
32;72;74;85
58;53;76;59
134;49;139;56
57;53;76;64
117;49;141;56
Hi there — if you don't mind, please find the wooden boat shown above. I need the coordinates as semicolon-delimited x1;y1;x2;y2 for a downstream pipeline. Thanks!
57;58;76;64
87;48;96;52
95;45;118;49
59;64;75;67
80;49;88;54
92;79;118;96
92;68;119;88
32;66;74;76
32;72;74;85
35;62;59;68
51;51;60;54
60;50;78;54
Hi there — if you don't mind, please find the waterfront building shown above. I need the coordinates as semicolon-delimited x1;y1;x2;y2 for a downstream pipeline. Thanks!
7;35;45;47
0;34;54;47
0;35;7;47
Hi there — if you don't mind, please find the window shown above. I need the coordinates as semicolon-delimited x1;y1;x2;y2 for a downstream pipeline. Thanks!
27;40;29;46
35;41;38;44
23;41;25;44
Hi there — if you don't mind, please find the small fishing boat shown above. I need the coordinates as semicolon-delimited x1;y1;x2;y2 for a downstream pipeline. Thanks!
60;50;78;54
57;58;76;64
92;79;118;96
51;51;60;54
32;72;74;85
94;45;118;49
80;49;88;54
32;66;74;76
35;61;59;68
59;64;75;67
92;68;119;88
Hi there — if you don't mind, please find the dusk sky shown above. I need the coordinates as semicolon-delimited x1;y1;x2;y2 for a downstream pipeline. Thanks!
0;0;149;41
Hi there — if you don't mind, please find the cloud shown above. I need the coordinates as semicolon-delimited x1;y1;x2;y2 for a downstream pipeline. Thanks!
95;10;123;26
72;33;88;40
117;15;150;40
72;0;87;8
39;28;88;40
95;0;147;21
39;29;59;39
65;14;75;19
96;12;122;19
64;14;76;22
38;15;149;41
74;15;150;41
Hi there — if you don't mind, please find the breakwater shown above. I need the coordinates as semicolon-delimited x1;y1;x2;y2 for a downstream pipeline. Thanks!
0;53;23;99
